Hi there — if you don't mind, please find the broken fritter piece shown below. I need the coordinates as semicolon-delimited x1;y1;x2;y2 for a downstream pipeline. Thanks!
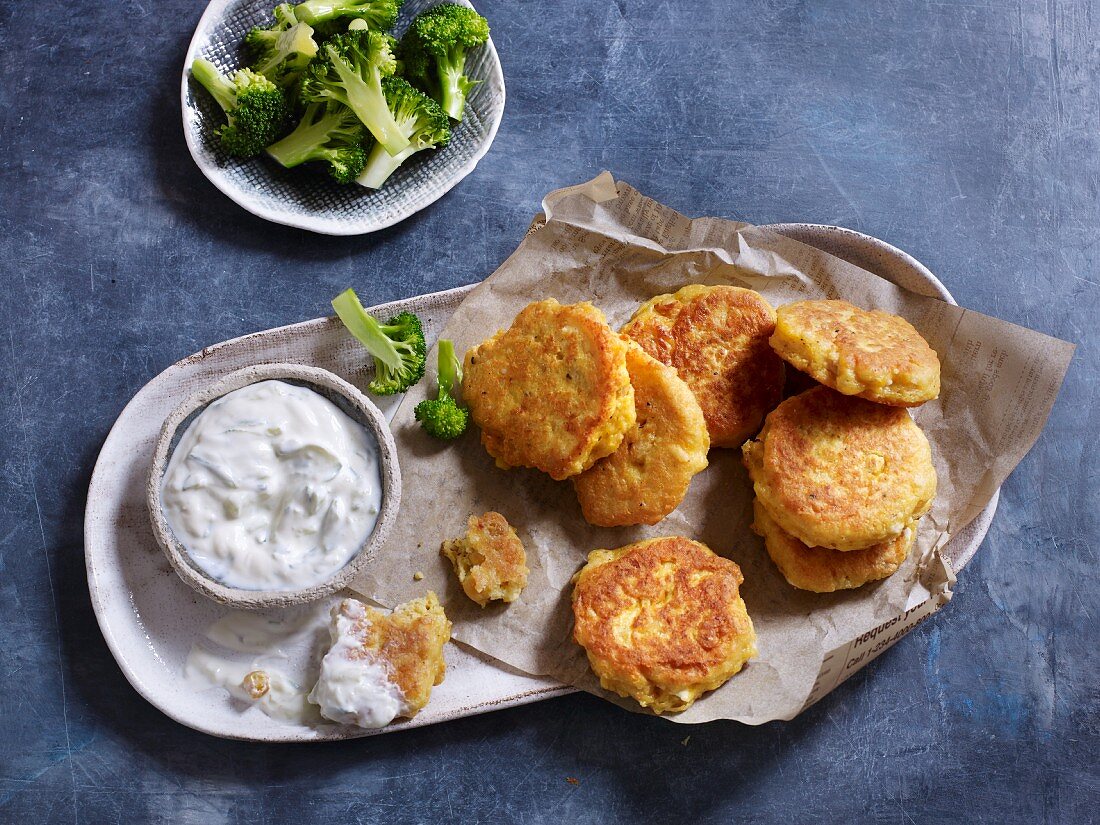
441;512;529;607
307;594;451;728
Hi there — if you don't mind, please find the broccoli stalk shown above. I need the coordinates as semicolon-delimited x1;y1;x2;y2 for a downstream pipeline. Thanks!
191;59;289;157
357;77;450;188
292;0;401;29
434;49;478;122
332;288;426;395
245;3;319;89
400;4;489;121
300;29;410;156
414;339;468;439
266;102;367;183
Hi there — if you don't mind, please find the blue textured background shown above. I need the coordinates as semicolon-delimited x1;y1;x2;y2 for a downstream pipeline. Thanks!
1;1;1096;822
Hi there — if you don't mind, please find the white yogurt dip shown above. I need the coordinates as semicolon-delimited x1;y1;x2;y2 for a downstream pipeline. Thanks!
161;379;383;591
308;599;406;728
184;647;318;723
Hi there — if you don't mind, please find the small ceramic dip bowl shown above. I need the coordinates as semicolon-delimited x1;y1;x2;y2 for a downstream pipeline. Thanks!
147;363;401;609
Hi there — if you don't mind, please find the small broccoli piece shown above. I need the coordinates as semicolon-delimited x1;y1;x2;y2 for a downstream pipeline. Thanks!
399;3;489;121
300;29;410;156
332;288;426;395
266;101;367;183
356;77;450;188
191;59;288;157
245;3;319;89
414;339;468;439
293;0;401;29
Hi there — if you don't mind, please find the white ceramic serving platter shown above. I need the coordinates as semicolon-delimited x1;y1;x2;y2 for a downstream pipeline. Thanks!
85;225;998;742
182;0;505;235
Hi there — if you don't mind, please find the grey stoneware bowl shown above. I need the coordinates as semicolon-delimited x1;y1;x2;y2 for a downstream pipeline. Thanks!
147;363;401;609
181;0;505;235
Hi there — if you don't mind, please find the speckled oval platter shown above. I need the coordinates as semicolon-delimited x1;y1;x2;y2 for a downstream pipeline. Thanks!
84;226;998;742
181;0;505;235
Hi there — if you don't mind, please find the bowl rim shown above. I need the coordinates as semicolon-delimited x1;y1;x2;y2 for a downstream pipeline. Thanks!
146;362;402;609
180;0;506;236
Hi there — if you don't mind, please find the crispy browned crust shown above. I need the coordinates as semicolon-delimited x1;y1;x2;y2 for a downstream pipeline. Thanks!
571;537;757;714
440;512;529;607
742;386;937;551
341;593;451;717
751;498;914;592
770;299;941;406
572;344;709;526
463;299;635;480
621;284;785;447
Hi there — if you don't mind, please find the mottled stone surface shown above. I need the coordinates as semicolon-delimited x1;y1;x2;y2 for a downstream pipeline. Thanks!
0;0;1096;822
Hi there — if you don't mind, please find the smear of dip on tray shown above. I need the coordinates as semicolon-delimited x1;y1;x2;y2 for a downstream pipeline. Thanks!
184;604;331;726
185;648;316;723
161;379;382;591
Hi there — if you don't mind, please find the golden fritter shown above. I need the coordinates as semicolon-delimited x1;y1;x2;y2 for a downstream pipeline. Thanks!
770;299;941;407
571;537;757;714
350;594;449;717
440;512;530;607
463;299;635;480
621;284;785;448
311;595;451;726
572;344;709;527
742;386;936;551
751;498;914;592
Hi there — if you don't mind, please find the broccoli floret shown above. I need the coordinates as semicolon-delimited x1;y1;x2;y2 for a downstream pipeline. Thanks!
399;3;489;121
245;4;319;89
357;77;450;188
293;0;401;29
266;101;368;183
332;288;426;395
191;59;289;157
300;29;410;156
307;18;348;41
414;339;468;439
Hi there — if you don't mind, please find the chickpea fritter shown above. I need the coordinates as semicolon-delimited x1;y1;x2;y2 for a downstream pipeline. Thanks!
742;386;936;551
751;498;914;592
770;299;940;406
441;512;529;606
621;284;785;448
572;537;757;714
464;299;635;480
573;344;709;526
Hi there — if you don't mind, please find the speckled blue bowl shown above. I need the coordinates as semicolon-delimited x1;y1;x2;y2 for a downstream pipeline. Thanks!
181;0;505;235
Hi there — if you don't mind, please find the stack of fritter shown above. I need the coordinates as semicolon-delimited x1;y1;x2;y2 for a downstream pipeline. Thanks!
744;300;940;593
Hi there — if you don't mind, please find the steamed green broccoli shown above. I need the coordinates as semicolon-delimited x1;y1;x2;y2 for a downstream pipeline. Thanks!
414;339;468;439
245;3;319;89
292;0;401;29
357;77;450;188
332;288;426;395
306;18;349;42
297;15;367;44
266;101;368;183
300;29;410;156
399;3;489;120
190;59;289;157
